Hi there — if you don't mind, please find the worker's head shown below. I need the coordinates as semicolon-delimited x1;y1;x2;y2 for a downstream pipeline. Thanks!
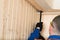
49;15;60;35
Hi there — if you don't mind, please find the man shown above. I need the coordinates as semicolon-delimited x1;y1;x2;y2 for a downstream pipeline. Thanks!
48;15;60;40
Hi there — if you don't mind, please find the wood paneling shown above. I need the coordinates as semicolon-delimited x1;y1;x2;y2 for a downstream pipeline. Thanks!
0;0;39;40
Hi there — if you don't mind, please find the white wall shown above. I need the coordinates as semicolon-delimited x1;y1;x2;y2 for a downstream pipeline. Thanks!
41;12;60;38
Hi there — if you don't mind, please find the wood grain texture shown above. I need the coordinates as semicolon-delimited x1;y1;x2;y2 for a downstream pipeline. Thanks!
0;0;39;40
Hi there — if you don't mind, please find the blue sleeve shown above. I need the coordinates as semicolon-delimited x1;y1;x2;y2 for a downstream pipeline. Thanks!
28;28;40;40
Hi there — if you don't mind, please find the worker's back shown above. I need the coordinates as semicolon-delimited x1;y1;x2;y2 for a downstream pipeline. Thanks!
48;35;60;40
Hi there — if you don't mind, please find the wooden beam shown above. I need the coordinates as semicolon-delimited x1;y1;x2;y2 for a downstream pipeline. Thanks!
46;9;60;12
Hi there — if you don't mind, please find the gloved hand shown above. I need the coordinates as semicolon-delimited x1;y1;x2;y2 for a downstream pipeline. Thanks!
36;22;43;31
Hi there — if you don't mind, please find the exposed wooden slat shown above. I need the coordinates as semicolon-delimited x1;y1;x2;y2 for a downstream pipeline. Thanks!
37;12;60;15
0;0;39;40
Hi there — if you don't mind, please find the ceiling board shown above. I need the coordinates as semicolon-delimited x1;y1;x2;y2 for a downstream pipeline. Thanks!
26;0;60;12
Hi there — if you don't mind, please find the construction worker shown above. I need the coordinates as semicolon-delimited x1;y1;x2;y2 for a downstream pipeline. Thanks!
48;15;60;40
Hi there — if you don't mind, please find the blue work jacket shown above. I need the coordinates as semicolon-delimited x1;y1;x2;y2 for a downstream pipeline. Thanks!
28;28;40;40
48;35;60;40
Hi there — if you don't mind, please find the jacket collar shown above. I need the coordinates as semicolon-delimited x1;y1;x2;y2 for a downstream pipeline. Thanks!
48;35;60;39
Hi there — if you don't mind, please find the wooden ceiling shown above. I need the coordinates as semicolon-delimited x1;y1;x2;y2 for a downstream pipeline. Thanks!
26;0;60;12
